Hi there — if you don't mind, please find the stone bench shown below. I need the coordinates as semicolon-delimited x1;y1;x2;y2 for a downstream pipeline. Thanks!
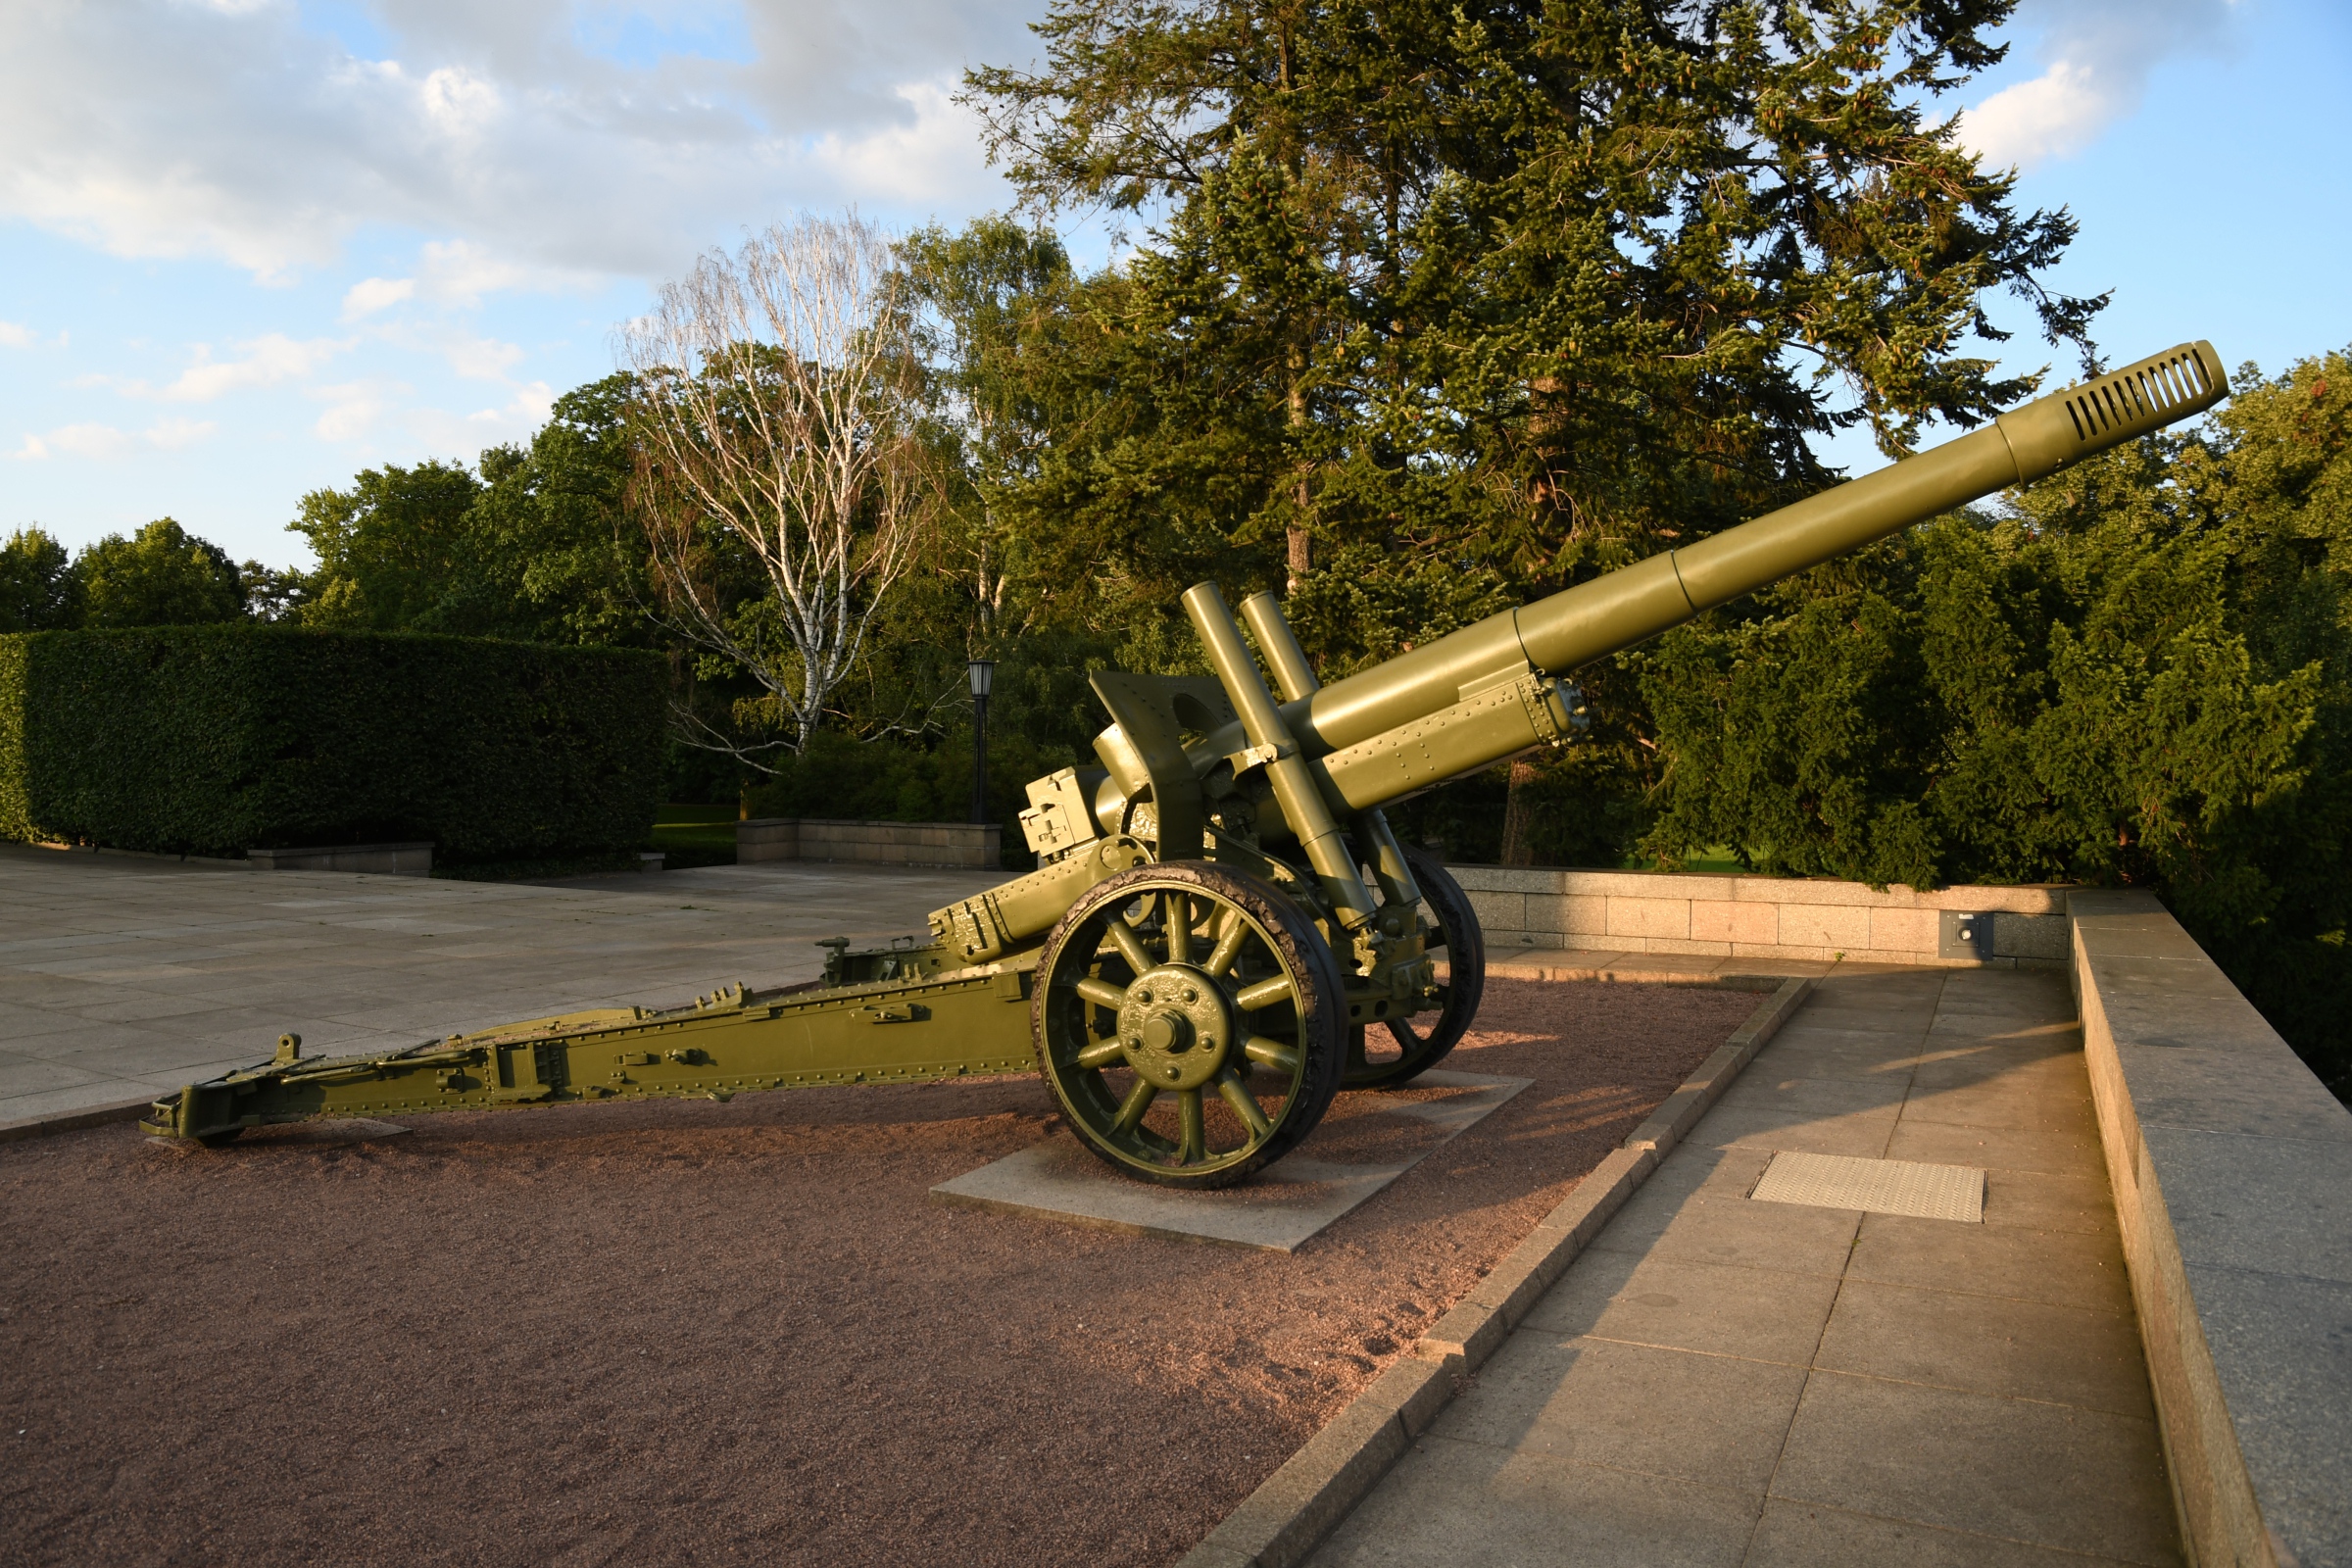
245;842;434;875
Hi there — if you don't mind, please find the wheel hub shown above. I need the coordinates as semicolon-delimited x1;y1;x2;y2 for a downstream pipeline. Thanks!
1118;964;1232;1090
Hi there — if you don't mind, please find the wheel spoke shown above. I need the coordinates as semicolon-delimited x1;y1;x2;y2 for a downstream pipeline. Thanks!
1105;916;1155;975
1234;975;1295;1012
1347;1029;1369;1071
1164;892;1192;964
1113;1078;1158;1134
1075;976;1129;1010
1177;1089;1205;1162
1203;912;1249;978
1215;1070;1271;1139
1242;1035;1300;1075
1072;1038;1126;1070
1384;1016;1425;1052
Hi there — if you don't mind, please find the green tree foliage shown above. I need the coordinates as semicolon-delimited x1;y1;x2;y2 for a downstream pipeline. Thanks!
956;0;2103;853
291;460;482;630
1639;351;2352;1092
1;529;79;631
967;0;2100;629
279;378;652;646
76;518;246;628
901;217;1084;645
457;374;654;646
741;625;1126;863
238;562;313;623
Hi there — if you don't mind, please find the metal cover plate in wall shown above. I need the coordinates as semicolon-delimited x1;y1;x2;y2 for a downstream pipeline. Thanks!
1938;908;1995;960
1750;1150;1984;1223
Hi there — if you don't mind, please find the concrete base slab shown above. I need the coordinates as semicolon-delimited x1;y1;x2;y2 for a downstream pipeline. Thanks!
931;1070;1531;1252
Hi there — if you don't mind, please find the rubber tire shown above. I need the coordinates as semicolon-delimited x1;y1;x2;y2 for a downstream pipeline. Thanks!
1343;844;1487;1091
1033;861;1348;1190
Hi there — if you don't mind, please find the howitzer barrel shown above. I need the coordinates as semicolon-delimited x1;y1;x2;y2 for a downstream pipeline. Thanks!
1261;340;2227;806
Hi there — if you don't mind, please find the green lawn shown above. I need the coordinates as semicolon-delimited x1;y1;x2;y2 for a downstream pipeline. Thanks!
1657;847;1750;873
652;805;739;868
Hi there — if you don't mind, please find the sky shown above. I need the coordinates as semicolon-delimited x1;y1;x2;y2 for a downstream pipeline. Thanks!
2;0;2348;570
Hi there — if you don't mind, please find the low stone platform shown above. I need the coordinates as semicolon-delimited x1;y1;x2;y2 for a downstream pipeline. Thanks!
1456;866;2071;970
932;1070;1531;1251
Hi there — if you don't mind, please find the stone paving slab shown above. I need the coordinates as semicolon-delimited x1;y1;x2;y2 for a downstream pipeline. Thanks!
0;846;998;1123
930;1070;1532;1251
1301;966;2180;1568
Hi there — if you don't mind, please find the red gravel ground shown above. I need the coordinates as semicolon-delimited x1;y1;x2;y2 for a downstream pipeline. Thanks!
1;978;1757;1568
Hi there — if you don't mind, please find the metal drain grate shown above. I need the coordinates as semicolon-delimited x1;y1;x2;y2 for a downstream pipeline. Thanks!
1749;1151;1984;1223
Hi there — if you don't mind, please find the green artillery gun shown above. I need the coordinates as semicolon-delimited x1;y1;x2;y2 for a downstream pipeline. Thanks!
144;341;2227;1187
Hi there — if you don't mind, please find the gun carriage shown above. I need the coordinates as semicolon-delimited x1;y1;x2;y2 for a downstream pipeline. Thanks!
145;342;2228;1187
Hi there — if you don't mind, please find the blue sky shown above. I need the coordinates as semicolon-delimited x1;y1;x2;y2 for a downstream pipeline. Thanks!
3;0;2347;569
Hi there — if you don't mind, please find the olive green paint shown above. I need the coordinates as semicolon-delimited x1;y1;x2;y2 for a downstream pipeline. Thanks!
144;341;2224;1186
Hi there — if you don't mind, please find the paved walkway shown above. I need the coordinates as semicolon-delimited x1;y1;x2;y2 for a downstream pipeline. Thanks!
1307;965;2180;1567
0;847;995;1125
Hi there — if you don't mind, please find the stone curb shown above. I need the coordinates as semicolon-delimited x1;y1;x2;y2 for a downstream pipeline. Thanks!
0;1094;157;1146
1176;975;1812;1568
1484;956;1791;991
1621;974;1811;1154
23;842;253;870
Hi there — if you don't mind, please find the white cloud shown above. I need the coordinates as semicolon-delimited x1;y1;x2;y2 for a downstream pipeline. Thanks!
0;0;1035;287
808;81;998;205
142;416;218;449
9;418;217;460
21;423;134;461
306;377;556;455
338;240;583;328
416;239;566;306
341;276;416;320
1960;60;2120;170
438;332;526;380
310;380;397;444
409;381;560;450
82;334;345;402
0;319;34;347
368;319;529;379
417;66;502;145
1958;0;2238;171
152;334;344;401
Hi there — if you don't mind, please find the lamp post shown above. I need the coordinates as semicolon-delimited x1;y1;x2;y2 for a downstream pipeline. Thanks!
966;658;995;825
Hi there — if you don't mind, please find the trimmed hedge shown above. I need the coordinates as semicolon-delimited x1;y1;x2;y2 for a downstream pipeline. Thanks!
0;626;664;863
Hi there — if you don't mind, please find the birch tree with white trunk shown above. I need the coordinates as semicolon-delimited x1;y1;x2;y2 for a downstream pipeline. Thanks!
621;214;932;760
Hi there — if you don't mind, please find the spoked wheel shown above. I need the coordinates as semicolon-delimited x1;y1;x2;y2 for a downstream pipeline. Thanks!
1033;862;1348;1190
1344;844;1488;1091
